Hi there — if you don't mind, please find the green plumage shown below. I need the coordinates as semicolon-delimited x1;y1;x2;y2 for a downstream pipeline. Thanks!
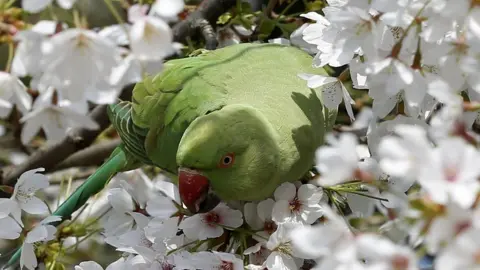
6;43;336;267
123;43;336;199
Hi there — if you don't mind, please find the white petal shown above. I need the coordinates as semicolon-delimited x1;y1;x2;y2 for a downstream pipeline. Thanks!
146;195;177;219
297;184;322;204
26;225;49;243
17;168;49;193
244;202;263;230
75;261;104;270
218;208;243;228
0;216;22;239
393;60;414;85
154;178;181;203
0;99;13;118
130;17;174;61
321;82;343;110
59;107;100;130
341;82;356;121
257;198;275;222
300;12;330;25
107;188;135;213
274;182;296;201
150;0;185;21
20;113;43;145
306;75;338;89
0;199;16;219
365;57;392;74
128;4;149;23
20;242;37;270
272;200;291;224
41;215;62;225
56;0;76;9
22;0;52;13
265;252;298;270
20;196;49;215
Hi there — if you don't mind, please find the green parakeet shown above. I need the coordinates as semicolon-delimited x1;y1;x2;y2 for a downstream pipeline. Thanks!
6;43;336;267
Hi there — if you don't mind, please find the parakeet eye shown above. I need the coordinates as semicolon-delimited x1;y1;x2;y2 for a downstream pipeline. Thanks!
219;153;235;168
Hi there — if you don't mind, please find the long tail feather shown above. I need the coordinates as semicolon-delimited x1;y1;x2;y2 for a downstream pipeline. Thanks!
4;147;132;269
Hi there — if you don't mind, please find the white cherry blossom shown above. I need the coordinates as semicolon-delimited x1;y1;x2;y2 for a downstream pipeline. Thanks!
272;183;324;225
299;73;355;121
0;168;49;226
129;11;176;61
150;0;185;22
36;28;122;102
20;88;99;145
265;223;308;270
179;203;243;240
418;137;480;208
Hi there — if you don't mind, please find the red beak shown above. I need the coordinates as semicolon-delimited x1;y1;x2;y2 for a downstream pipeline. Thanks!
178;168;210;213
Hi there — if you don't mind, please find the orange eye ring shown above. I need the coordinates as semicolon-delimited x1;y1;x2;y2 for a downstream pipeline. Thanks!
219;153;235;168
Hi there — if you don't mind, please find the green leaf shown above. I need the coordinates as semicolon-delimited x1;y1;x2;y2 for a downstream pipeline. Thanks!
217;12;233;25
306;0;325;11
0;185;13;194
257;18;276;40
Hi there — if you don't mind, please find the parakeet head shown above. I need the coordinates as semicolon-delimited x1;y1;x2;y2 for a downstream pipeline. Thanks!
176;104;281;213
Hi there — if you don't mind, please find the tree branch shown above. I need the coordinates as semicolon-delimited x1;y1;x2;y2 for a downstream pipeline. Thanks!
172;0;237;49
54;138;121;171
0;84;133;187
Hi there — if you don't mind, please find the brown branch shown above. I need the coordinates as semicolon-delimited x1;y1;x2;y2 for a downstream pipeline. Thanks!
0;84;134;188
172;0;237;49
48;167;98;185
54;138;121;171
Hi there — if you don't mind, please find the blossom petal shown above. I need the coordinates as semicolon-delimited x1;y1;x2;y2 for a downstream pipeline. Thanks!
274;182;296;201
272;200;291;224
257;198;275;222
75;261;104;270
20;196;49;215
22;0;52;13
0;216;22;240
20;242;37;270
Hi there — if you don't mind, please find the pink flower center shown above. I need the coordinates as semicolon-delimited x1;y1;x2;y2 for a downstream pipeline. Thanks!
473;250;480;264
391;254;410;270
161;262;174;270
289;197;302;212
444;166;458;182
455;221;471;235
203;212;221;226
221;261;233;270
264;220;278;235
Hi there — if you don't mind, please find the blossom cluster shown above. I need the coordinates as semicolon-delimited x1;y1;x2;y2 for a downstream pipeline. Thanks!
2;0;480;269
1;0;182;146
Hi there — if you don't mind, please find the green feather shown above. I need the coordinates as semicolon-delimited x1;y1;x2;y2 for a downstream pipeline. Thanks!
107;102;151;165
